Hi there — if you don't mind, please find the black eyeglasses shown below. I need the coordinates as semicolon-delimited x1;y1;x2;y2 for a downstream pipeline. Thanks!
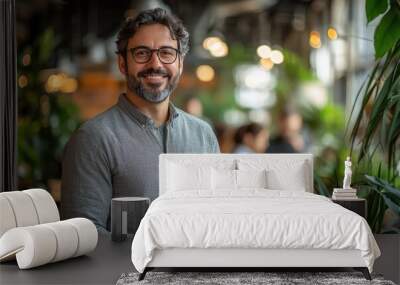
129;46;180;64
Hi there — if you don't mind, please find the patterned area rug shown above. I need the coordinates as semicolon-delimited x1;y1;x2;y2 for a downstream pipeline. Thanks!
116;271;395;285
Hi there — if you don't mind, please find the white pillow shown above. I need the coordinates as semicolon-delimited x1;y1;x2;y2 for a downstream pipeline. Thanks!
237;159;308;191
211;169;268;190
236;169;267;189
211;168;236;190
266;167;306;191
167;162;211;191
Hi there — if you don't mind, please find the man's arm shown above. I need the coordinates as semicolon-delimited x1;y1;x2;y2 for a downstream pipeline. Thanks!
207;125;220;153
61;128;112;233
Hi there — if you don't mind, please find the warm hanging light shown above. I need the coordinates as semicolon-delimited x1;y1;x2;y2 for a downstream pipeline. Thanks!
270;50;284;64
22;54;31;66
257;45;271;59
18;75;28;88
45;73;78;93
202;37;221;50
309;31;321;48
327;27;338;40
60;78;78;93
196;65;215;82
209;41;229;57
259;58;274;70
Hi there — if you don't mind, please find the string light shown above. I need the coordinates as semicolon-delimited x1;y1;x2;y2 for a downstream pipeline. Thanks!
309;31;321;48
202;37;221;50
22;54;31;66
196;65;215;82
259;58;274;70
209;41;228;57
18;75;28;88
257;45;272;59
45;73;78;93
327;27;338;40
270;50;284;64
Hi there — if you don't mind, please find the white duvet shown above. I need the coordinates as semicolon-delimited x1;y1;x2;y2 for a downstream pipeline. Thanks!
131;190;380;273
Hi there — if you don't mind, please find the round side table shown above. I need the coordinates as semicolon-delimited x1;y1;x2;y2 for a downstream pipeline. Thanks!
111;197;150;242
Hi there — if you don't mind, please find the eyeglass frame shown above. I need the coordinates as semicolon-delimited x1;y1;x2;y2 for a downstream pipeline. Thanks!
128;46;181;64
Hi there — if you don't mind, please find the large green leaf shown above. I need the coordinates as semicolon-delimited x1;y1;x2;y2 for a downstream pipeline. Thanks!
366;0;389;23
349;62;380;155
365;175;400;218
349;47;395;157
359;54;400;160
381;193;400;215
365;175;400;198
387;80;400;173
374;5;400;58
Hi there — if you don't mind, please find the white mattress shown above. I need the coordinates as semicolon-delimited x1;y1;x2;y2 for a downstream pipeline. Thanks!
131;190;380;273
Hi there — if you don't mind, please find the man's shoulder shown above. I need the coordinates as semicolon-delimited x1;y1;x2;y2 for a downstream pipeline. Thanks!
173;107;219;152
78;105;121;135
175;108;213;133
69;105;122;147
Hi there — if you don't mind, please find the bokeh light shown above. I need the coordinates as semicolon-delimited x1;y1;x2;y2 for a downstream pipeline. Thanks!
257;45;272;59
309;31;321;48
327;27;338;40
209;41;228;57
196;65;215;82
18;75;28;88
22;54;31;66
270;50;284;64
259;58;274;70
202;37;221;50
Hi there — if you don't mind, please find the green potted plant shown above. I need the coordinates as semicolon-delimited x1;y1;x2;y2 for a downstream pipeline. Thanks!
347;0;400;282
18;27;81;200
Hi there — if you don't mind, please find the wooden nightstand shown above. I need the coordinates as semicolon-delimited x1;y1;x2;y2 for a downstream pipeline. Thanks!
332;198;367;219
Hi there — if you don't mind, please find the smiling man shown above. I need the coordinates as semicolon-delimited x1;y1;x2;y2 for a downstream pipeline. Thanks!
61;8;219;233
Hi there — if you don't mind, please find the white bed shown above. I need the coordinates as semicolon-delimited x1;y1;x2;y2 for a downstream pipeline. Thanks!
131;154;380;280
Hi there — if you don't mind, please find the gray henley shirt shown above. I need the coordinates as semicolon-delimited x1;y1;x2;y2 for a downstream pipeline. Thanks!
61;94;219;232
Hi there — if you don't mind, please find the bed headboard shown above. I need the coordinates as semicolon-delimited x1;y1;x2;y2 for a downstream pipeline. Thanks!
159;154;314;195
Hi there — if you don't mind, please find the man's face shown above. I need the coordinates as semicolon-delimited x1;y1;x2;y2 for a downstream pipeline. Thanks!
120;24;183;103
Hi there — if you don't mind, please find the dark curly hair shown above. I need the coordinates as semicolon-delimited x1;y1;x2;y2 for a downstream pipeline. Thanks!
116;8;190;62
234;123;264;145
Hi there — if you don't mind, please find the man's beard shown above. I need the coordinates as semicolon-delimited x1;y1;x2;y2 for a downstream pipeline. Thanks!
127;68;180;103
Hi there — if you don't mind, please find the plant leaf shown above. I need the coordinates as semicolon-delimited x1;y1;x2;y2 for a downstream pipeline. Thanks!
387;81;400;174
365;175;400;198
349;49;394;161
360;57;400;159
381;193;400;215
382;227;400;234
374;5;400;58
366;0;389;23
314;174;330;197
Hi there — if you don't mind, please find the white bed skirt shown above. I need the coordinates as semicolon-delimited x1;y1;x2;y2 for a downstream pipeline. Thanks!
148;248;366;268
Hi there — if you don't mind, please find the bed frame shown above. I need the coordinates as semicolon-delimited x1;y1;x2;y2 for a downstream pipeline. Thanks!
138;154;371;280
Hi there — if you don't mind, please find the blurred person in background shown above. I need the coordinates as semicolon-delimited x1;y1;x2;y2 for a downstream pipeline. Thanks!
233;122;269;154
266;107;304;153
183;95;214;130
183;95;203;117
214;122;235;153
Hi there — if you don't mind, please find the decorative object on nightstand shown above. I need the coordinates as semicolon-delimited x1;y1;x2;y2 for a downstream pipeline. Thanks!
111;197;150;242
332;198;367;219
332;188;358;199
332;157;358;200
